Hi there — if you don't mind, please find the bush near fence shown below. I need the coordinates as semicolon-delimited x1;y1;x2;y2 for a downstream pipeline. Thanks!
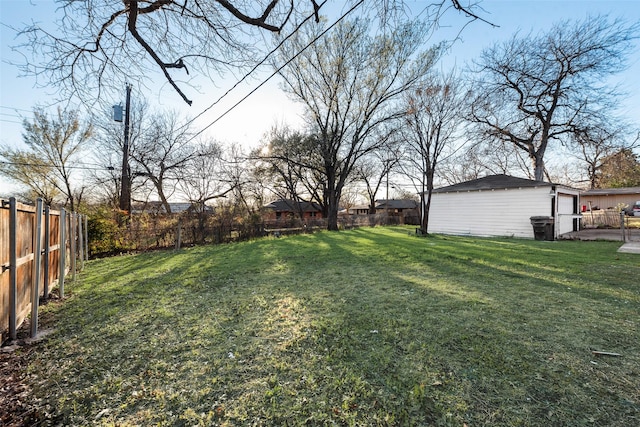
86;211;415;257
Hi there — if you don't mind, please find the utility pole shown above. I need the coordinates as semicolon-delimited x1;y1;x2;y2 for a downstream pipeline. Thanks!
118;84;132;214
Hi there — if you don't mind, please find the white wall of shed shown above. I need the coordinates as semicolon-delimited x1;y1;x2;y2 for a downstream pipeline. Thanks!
427;187;553;238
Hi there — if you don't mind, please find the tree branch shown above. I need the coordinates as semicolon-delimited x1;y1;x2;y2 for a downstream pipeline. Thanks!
126;0;193;105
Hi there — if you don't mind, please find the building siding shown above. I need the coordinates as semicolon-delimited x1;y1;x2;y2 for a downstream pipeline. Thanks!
428;187;553;238
580;194;640;211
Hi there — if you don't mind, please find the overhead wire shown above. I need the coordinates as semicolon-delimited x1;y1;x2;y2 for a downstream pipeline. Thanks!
0;106;32;113
185;0;365;144
0;112;25;119
1;3;366;187
0;119;23;125
0;160;114;171
177;0;329;133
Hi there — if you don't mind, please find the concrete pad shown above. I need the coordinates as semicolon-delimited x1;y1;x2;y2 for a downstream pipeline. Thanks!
618;242;640;254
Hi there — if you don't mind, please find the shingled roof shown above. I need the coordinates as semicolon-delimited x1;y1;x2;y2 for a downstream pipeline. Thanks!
432;174;552;193
376;199;419;209
580;187;640;196
264;199;322;212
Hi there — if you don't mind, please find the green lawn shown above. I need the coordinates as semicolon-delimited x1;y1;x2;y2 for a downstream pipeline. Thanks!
27;226;639;426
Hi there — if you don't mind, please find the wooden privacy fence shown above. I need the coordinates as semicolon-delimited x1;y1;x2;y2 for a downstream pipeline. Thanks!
1;198;87;344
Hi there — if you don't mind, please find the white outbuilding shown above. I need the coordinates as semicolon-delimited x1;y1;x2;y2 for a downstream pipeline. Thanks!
426;174;581;239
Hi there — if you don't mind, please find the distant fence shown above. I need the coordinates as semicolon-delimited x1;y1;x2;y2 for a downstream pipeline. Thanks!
91;212;414;257
1;198;87;344
581;210;634;228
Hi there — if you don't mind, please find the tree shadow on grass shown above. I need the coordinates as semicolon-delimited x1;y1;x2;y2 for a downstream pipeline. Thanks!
27;227;640;426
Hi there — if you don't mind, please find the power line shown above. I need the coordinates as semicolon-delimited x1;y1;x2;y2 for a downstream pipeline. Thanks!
0;160;113;171
178;1;329;134
0;106;31;113
186;0;365;144
0;112;25;119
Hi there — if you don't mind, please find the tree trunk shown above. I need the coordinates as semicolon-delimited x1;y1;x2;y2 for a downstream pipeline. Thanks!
326;185;340;230
368;195;377;215
422;190;433;234
533;154;545;181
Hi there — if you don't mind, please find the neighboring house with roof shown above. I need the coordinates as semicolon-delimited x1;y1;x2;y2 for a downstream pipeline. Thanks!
345;199;419;215
346;204;371;215
579;187;640;211
375;199;419;215
263;199;323;221
426;174;581;239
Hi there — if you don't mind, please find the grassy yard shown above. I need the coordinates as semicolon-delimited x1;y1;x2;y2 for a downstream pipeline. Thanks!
21;226;640;426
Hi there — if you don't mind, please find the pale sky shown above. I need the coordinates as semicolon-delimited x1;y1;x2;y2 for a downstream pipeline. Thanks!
1;0;639;195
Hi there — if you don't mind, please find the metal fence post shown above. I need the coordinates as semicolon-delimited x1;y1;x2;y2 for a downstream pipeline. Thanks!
31;198;43;338
78;213;85;271
84;214;89;261
44;205;51;299
175;219;182;250
59;208;66;298
8;197;17;341
71;212;77;282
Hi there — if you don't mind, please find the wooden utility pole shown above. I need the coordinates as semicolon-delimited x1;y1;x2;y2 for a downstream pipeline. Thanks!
119;84;132;214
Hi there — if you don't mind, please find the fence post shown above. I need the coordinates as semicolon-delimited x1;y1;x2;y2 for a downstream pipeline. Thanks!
175;219;182;250
84;214;89;261
31;198;43;338
78;214;85;271
8;197;17;341
71;212;77;282
59;208;66;298
43;205;51;300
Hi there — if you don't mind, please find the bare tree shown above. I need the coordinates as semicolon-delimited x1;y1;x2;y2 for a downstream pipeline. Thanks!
253;125;326;218
0;150;59;206
16;0;327;105
400;70;466;234
12;1;490;106
0;107;92;210
338;184;361;215
130;111;198;213
278;19;442;230
442;136;533;185
176;139;235;209
468;16;640;181
354;140;402;214
567;122;639;189
255;127;308;216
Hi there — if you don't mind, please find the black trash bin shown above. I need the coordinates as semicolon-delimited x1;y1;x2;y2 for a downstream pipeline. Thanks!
530;216;554;241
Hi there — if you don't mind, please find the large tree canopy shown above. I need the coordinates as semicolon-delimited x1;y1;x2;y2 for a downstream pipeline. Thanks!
278;18;442;230
468;15;640;182
402;70;466;234
14;1;488;106
18;0;325;105
0;108;92;210
596;148;640;189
